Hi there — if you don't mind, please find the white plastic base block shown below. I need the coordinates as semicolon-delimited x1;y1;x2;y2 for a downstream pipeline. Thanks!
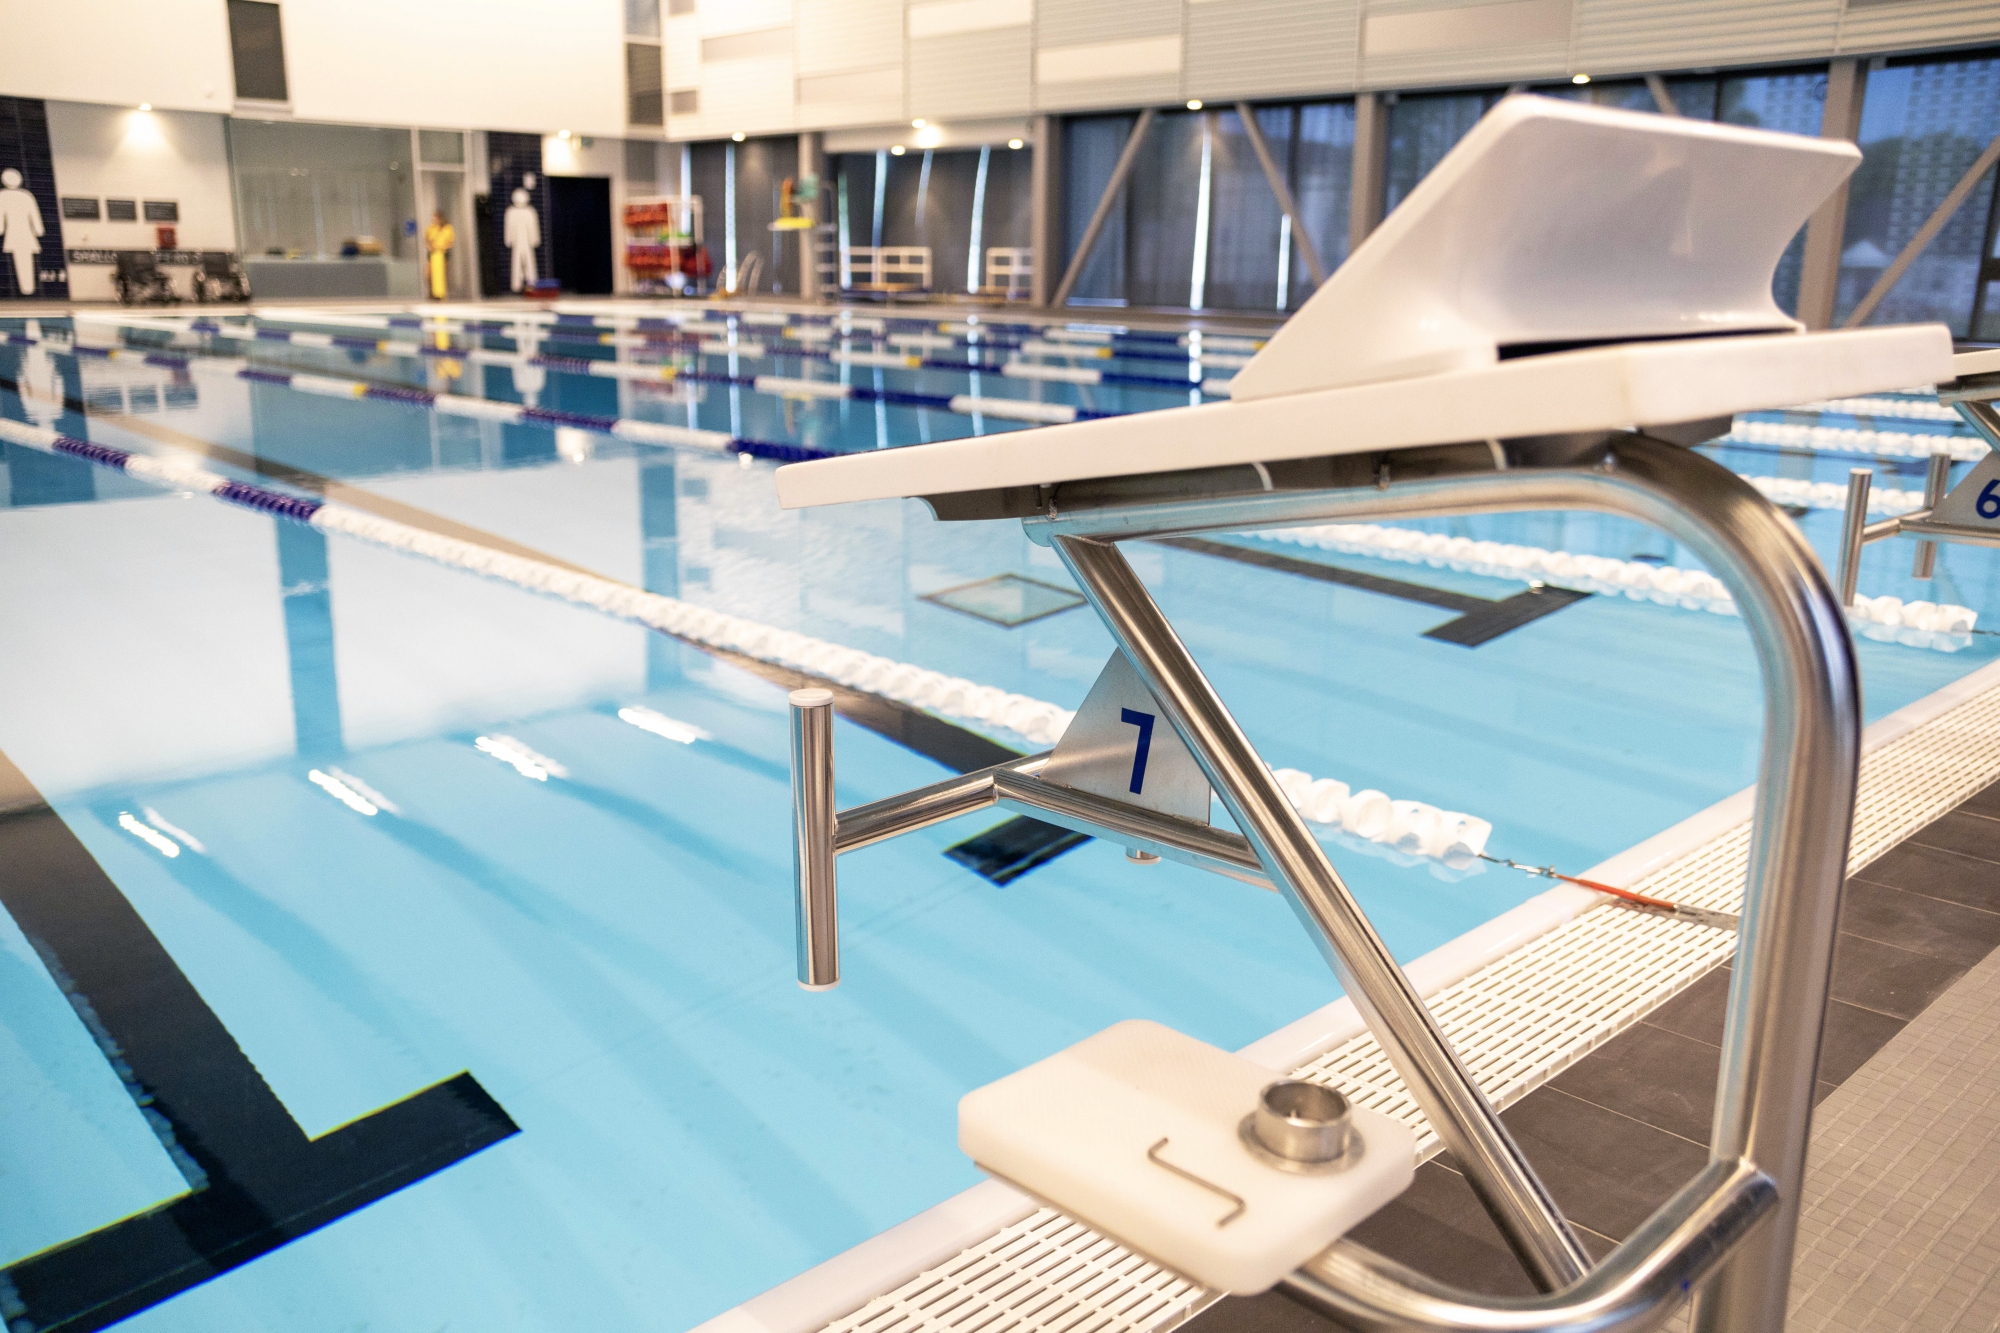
959;1020;1414;1294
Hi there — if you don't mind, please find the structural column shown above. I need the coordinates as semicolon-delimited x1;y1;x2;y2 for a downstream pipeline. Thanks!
1796;59;1866;330
1029;114;1059;307
798;130;825;302
1350;92;1390;251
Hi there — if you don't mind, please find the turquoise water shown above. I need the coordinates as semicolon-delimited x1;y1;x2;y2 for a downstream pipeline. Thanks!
1;312;1995;1332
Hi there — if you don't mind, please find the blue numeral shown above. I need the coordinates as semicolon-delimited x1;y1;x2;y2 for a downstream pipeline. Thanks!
1120;708;1155;794
1979;479;2000;520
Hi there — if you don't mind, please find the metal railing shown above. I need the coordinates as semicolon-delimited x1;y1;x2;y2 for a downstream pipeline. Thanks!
1836;368;2000;599
788;429;1862;1331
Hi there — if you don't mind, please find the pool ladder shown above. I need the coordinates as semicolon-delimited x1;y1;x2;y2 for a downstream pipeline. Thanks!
788;429;1863;1333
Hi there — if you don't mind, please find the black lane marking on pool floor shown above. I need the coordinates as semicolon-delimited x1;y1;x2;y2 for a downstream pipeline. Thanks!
1155;536;1590;647
0;378;1087;885
0;747;518;1333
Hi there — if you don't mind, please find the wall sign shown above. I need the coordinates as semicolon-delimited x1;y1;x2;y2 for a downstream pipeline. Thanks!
0;96;67;299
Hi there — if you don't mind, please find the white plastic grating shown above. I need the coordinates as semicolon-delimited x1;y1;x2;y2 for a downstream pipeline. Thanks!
821;1210;1210;1333
815;676;2000;1333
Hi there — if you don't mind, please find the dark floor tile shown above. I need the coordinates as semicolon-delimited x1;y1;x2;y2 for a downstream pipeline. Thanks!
1814;999;1906;1085
1343;1161;1539;1297
1838;879;2000;968
1851;841;2000;913
1956;780;2000;823
1548;1023;1719;1144
1828;931;1966;1021
1494;1087;1712;1242
1639;965;1731;1047
1905;811;2000;868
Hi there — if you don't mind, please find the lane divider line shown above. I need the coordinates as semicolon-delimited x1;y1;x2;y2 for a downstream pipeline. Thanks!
0;414;1494;865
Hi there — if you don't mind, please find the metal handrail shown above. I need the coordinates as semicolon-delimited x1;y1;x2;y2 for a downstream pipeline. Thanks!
788;430;1860;1330
1023;432;1860;1331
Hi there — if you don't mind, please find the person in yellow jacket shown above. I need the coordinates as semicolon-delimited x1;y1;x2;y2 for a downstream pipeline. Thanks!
423;210;454;300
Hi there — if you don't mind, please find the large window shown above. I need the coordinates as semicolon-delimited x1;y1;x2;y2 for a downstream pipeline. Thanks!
1836;53;2000;335
227;120;415;260
1062;102;1353;313
691;137;800;295
830;145;1032;294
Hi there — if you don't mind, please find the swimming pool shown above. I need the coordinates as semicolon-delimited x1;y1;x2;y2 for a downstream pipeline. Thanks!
2;304;1995;1332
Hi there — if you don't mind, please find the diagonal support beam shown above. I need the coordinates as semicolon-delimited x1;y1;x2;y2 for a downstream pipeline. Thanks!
1050;532;1593;1293
1844;128;2000;328
1236;102;1328;287
1050;107;1156;309
1645;74;1681;116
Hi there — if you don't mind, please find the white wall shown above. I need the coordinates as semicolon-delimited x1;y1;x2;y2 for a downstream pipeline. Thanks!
0;0;233;115
47;103;236;251
282;0;626;137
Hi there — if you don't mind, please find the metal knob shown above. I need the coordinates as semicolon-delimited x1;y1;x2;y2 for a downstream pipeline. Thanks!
1243;1079;1355;1171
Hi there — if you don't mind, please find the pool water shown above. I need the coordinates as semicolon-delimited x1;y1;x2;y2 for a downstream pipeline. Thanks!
1;309;1994;1333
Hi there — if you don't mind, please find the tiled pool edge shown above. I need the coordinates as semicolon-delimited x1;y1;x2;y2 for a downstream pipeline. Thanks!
699;653;2000;1333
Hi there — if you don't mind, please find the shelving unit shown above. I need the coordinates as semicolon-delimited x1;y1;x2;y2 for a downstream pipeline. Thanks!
623;195;704;296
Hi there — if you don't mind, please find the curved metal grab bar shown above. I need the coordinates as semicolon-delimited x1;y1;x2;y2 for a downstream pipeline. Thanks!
1282;1160;1776;1333
1030;433;1861;1331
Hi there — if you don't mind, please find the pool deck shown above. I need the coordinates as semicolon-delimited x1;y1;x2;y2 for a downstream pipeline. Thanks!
1194;773;2000;1329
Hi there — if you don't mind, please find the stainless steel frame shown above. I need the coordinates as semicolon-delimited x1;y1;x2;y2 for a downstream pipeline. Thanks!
788;430;1862;1332
1834;373;2000;601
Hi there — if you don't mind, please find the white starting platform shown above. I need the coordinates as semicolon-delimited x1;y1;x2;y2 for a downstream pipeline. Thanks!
772;97;1957;1333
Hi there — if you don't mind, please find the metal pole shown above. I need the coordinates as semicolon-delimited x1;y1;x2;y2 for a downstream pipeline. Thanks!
1914;451;1952;578
798;131;824;302
1028;114;1057;307
1645;74;1680;116
1796;58;1865;330
1350;92;1389;248
1236;102;1328;286
1844;127;2000;328
790;688;839;990
1050;108;1155;309
1954;398;2000;452
1051;533;1593;1291
1837;467;1872;606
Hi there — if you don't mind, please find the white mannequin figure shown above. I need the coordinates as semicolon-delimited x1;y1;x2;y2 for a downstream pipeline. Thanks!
0;168;45;296
503;187;540;293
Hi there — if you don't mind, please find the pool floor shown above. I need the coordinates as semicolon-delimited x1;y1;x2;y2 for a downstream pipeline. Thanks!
1;305;1995;1332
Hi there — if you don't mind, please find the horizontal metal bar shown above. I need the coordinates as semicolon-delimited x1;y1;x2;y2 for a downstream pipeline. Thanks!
990;769;1274;890
1937;371;2000;405
1861;515;1904;543
1281;1159;1776;1333
832;753;1048;853
1891;517;2000;549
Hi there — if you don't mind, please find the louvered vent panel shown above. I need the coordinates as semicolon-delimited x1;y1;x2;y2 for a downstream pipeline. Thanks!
1037;0;1186;48
909;30;1034;119
1835;0;2000;56
1570;0;1840;74
795;0;904;75
1185;0;1361;99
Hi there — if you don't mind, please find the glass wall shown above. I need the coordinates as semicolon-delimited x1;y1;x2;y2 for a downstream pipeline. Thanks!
690;136;800;295
1836;53;2000;335
228;120;416;260
1061;101;1353;312
830;145;1033;294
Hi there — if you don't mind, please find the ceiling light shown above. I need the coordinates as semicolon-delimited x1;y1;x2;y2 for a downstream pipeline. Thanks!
915;125;943;147
557;129;572;139
731;131;746;142
138;103;152;111
912;118;927;128
1185;99;1203;110
1007;138;1024;150
890;144;906;156
1572;73;1590;84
